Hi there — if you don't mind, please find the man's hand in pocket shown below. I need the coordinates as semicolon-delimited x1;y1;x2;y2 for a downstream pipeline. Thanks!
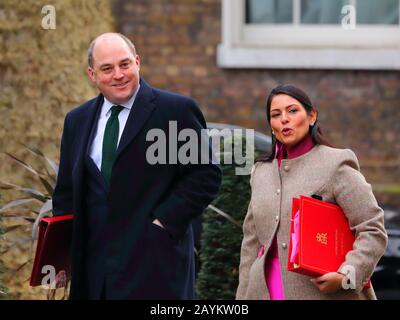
152;218;165;229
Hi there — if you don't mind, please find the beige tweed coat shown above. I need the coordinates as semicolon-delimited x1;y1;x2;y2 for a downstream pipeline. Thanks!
236;145;388;300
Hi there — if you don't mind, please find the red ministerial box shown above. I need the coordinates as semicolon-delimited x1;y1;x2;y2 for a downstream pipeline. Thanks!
30;215;73;287
287;196;355;278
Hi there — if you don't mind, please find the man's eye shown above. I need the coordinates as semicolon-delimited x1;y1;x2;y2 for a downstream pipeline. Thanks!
102;67;112;73
121;62;130;68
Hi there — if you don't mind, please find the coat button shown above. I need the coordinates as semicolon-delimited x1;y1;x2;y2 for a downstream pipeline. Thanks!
276;189;281;195
284;165;289;171
275;215;279;222
282;243;287;249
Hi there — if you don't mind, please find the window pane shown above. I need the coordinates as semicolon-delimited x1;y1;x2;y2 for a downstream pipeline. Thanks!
301;0;350;24
246;0;293;24
357;0;399;24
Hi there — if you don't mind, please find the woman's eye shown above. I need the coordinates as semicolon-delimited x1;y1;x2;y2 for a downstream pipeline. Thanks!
289;109;298;113
271;114;280;118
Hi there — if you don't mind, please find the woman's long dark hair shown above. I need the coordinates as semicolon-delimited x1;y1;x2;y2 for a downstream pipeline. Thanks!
256;84;332;162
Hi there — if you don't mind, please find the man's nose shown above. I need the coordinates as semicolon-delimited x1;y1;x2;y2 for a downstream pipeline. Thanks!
113;67;124;79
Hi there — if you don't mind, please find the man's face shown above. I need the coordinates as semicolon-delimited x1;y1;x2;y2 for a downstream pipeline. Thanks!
88;36;140;105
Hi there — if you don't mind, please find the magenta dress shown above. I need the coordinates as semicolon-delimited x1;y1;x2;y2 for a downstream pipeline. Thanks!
263;134;315;300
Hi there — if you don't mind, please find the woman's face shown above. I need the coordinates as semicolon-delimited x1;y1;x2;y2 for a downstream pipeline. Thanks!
269;94;317;148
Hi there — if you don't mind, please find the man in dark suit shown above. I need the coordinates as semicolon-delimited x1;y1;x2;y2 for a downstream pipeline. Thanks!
52;32;222;299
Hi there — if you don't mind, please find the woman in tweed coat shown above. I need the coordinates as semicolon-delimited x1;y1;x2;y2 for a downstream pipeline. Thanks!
236;85;388;300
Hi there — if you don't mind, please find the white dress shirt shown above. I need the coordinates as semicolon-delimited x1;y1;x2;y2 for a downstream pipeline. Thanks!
89;85;140;170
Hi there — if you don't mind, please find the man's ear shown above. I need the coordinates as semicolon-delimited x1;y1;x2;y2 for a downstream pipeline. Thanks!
135;54;140;70
87;67;95;82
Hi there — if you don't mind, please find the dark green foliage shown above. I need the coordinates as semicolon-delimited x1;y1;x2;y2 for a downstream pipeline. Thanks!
196;136;255;299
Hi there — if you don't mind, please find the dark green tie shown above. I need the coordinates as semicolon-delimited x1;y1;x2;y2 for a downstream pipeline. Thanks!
101;105;123;184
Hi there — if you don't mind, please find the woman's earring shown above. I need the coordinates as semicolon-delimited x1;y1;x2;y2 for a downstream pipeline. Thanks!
272;131;275;135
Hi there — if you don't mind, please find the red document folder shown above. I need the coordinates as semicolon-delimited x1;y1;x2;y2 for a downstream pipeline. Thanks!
30;215;73;287
287;196;355;277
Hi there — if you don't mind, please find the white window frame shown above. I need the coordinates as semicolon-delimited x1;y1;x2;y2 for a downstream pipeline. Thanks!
217;0;400;69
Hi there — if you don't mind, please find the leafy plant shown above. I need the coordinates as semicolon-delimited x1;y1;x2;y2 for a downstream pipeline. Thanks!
0;144;62;299
196;134;256;299
0;144;57;239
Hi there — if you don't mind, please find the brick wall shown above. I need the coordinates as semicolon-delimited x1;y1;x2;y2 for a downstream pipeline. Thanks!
113;0;400;207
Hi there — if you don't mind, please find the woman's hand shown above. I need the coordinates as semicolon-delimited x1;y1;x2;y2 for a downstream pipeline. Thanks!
311;272;346;294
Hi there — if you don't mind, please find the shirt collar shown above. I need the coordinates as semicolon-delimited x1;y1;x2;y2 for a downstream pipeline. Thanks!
102;84;141;116
286;134;315;159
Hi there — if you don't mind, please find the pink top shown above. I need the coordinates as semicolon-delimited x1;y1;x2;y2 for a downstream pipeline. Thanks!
264;134;315;300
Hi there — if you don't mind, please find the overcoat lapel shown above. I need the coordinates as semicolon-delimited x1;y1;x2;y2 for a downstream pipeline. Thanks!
72;94;104;210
